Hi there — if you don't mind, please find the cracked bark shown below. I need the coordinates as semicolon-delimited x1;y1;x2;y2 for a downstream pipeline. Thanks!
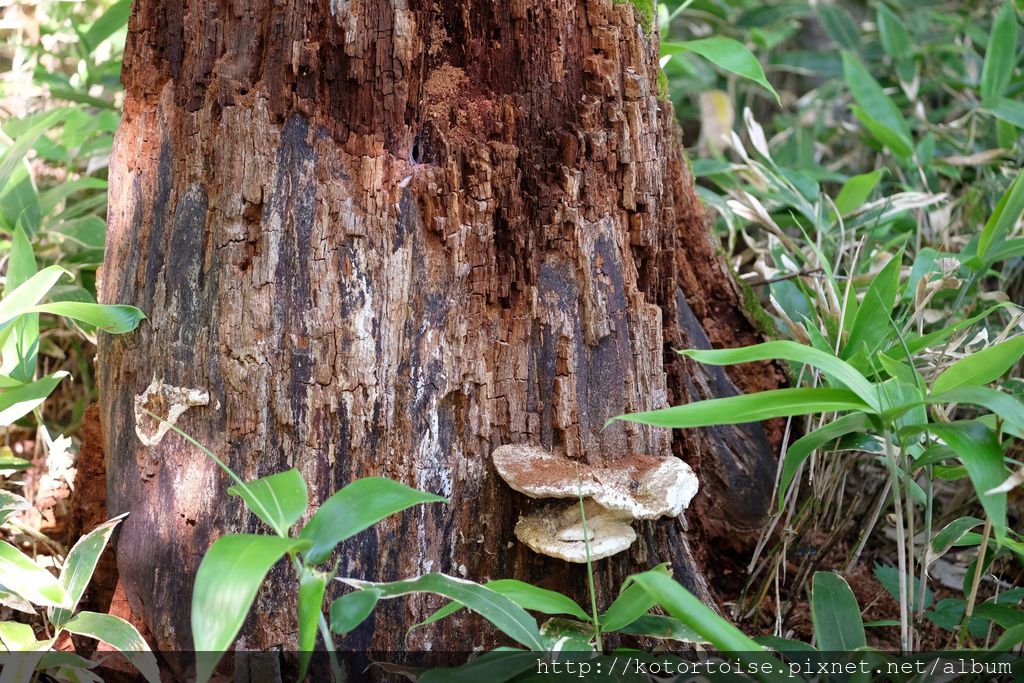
98;0;784;673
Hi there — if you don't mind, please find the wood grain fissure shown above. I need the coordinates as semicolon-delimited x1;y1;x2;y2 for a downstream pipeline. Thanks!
99;0;782;660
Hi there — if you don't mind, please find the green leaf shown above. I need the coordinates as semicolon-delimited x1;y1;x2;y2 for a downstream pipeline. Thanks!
0;540;69;607
0;371;69;426
873;563;933;613
0;265;70;327
601;582;658;632
842;52;914;158
51;513;128;628
227;469;308;537
834;169;884;215
615;387;869;429
681;341;880;409
340;574;548;651
989;98;1024;130
62;611;158;683
81;0;132;54
818;5;861;52
28;302;146;334
615;614;705;643
928;386;1024;436
842;251;902;360
810;572;866;650
297;567;327;680
931;336;1024;396
978;172;1024;263
329;589;381;635
876;4;911;60
483;579;589;620
410;579;588;633
299;477;446;564
0;110;73;199
2;225;38;383
981;1;1019;104
928;517;985;566
928;422;1008;542
994;623;1024;651
0;620;50;650
626;570;785;681
38;177;108;217
755;634;818;652
779;413;871;510
191;534;309;683
417;650;536;683
662;38;780;103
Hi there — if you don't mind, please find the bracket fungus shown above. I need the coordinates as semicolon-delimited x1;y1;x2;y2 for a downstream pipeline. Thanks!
492;444;699;562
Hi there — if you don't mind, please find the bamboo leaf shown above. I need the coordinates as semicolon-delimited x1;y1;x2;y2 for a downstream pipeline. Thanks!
227;469;308;537
329;589;380;635
192;534;309;683
927;516;984;566
0;540;69;608
835;169;884;215
978;172;1024;263
928;422;1008;542
980;1;1019;104
810;572;866;650
63;611;158;683
842;52;914;158
297;567;327;680
340;574;549;651
300;478;446;564
662;38;780;103
0;371;69;426
779;413;872;510
842;251;902;360
28;302;146;334
615;387;870;429
626;570;786;682
931;336;1024;396
51;513;128;628
681;340;880;409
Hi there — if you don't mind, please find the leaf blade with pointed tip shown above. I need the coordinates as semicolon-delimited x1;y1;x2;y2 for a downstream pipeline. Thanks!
0;371;70;426
928;422;1008;542
931;336;1024;396
0;540;69;608
980;2;1019;104
842;52;913;158
330;589;381;635
299;478;446;564
811;572;866;650
297;567;327;680
63;611;158;683
681;340;879;409
614;387;869;429
51;513;129;628
227;469;308;537
340;574;548;651
661;38;780;103
779;412;872;510
191;534;309;683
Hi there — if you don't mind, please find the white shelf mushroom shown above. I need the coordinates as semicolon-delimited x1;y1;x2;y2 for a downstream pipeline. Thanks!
492;444;699;562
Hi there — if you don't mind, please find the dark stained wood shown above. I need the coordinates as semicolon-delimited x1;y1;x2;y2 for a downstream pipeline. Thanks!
98;0;784;671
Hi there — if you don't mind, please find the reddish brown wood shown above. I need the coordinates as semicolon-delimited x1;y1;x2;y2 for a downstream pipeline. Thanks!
98;0;783;668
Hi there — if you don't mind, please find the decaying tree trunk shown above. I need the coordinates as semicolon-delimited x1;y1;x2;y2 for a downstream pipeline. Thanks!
98;0;784;666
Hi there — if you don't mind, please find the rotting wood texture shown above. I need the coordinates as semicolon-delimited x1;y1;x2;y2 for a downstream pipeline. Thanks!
98;0;785;669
